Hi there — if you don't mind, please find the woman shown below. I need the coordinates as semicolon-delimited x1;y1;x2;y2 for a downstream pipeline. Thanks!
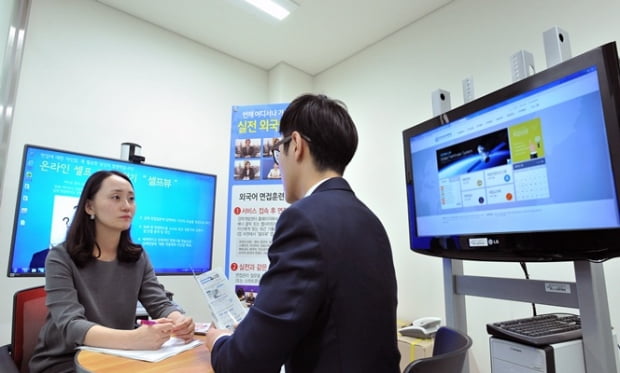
29;170;195;372
266;163;281;179
241;160;256;180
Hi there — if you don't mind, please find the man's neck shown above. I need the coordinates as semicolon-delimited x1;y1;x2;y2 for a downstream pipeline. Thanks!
299;169;340;197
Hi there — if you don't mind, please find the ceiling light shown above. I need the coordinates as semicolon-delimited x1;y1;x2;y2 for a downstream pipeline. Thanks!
244;0;297;21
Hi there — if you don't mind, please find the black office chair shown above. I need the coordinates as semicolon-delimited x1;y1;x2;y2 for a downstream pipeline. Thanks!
0;345;19;373
403;326;473;373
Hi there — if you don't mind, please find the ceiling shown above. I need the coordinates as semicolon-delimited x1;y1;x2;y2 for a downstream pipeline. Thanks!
95;0;453;76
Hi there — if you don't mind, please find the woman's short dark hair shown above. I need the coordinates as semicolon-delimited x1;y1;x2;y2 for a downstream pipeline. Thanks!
279;94;358;174
65;170;142;267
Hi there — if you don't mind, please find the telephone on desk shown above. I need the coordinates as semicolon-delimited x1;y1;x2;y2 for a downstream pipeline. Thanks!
398;317;441;339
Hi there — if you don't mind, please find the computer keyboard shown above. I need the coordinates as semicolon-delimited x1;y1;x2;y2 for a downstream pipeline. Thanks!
486;312;581;346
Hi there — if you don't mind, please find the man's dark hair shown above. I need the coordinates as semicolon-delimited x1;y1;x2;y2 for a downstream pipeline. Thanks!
279;94;358;174
65;170;142;267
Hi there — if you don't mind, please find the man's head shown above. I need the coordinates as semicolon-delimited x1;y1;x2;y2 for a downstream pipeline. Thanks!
274;94;358;202
278;94;358;174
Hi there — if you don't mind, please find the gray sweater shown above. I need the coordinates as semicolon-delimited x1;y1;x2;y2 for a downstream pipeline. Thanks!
29;245;180;373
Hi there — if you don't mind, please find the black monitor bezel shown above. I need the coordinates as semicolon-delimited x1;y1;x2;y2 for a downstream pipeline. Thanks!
402;42;620;262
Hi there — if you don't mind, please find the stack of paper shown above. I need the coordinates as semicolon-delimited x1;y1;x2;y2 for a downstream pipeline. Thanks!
78;337;202;363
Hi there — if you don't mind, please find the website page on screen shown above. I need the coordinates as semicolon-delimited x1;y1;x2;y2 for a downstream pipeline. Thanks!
409;66;620;237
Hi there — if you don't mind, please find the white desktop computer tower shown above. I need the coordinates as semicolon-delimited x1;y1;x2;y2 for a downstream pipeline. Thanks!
490;336;620;373
490;337;584;373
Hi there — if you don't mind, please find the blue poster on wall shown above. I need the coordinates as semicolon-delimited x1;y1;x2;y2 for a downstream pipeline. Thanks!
225;102;289;306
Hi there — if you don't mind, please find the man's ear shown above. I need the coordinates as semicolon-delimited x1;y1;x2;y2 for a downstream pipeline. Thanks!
291;131;308;162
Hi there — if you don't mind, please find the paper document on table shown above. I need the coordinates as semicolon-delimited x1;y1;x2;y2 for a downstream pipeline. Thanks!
77;337;202;363
194;267;248;329
194;321;212;335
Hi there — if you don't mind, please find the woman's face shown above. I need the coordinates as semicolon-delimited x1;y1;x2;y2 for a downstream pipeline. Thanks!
86;175;135;233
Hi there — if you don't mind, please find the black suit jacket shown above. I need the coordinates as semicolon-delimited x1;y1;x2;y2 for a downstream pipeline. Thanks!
240;145;257;157
212;178;400;372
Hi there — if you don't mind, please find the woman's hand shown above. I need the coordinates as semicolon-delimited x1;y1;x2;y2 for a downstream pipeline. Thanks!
133;318;175;349
167;311;196;343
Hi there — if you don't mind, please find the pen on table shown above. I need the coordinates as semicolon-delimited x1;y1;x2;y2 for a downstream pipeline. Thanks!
137;319;158;326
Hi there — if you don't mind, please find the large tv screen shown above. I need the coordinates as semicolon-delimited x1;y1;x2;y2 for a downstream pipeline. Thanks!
7;144;217;276
403;42;620;262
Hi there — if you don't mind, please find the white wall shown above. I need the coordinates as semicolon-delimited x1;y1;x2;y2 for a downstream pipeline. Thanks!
3;0;620;372
0;0;268;341
268;62;313;103
314;0;620;372
0;0;16;74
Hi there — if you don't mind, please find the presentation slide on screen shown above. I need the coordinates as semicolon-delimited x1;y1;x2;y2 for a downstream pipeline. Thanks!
10;147;215;275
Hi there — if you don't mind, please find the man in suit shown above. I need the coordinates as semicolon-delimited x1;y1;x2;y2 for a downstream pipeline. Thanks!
240;139;257;157
205;94;400;372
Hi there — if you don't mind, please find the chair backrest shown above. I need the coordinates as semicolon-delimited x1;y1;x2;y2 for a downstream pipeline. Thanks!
403;326;473;373
11;286;47;373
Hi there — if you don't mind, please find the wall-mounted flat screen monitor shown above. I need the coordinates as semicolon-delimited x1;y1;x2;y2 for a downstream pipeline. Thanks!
8;144;217;276
403;42;620;261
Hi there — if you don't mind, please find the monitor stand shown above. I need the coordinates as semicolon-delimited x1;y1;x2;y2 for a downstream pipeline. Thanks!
442;258;618;373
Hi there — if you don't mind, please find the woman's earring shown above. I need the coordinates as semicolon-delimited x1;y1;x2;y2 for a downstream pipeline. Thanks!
90;214;95;220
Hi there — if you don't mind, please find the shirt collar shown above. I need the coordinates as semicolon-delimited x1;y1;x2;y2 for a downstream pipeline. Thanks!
304;177;332;198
